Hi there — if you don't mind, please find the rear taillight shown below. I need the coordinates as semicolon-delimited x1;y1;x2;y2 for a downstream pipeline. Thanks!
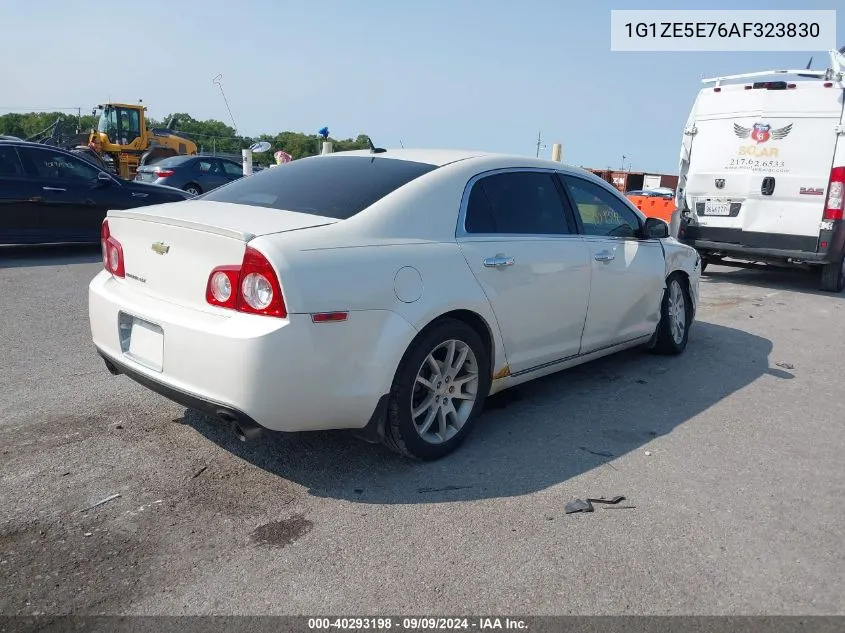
206;246;287;318
154;168;175;178
823;167;845;221
100;219;125;278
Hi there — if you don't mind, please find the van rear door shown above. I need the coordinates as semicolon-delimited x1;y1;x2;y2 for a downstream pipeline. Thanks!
682;81;844;252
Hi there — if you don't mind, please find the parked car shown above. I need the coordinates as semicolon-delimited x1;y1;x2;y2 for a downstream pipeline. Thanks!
627;188;674;199
134;155;247;195
0;140;193;245
89;149;701;460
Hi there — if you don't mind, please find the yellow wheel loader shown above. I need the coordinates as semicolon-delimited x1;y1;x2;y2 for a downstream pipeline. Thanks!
87;103;197;179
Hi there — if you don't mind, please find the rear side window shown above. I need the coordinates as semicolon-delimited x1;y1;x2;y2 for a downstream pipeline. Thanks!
201;155;438;219
154;155;194;168
464;171;572;235
0;146;23;177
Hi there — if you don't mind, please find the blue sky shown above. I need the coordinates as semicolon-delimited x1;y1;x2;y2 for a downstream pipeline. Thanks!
1;1;841;173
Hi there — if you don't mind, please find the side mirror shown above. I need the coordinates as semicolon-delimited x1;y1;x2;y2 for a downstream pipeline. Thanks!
643;216;670;239
97;171;113;185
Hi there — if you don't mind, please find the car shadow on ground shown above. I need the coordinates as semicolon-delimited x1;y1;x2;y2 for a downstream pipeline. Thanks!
183;320;781;505
0;244;101;269
702;263;845;298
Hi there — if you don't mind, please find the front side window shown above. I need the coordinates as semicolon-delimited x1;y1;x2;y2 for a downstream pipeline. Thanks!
19;147;101;182
201;155;438;219
464;171;572;235
562;176;641;238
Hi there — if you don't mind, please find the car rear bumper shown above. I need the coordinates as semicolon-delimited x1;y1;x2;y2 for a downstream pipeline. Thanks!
88;270;416;433
680;225;843;264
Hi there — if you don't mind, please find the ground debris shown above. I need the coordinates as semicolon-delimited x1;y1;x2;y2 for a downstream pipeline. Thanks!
81;493;121;513
565;495;627;514
579;446;614;458
776;362;795;370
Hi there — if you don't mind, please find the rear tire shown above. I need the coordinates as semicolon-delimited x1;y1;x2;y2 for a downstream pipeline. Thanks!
819;254;845;293
652;273;692;355
382;319;491;460
183;184;202;196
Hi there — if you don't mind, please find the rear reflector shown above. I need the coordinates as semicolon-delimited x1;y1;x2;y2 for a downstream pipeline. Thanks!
823;167;845;221
311;312;348;323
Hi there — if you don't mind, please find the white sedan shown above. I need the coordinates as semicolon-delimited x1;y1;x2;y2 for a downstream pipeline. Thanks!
89;149;701;460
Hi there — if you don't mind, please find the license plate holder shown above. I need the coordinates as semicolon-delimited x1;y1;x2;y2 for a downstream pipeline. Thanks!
703;199;731;216
118;312;164;372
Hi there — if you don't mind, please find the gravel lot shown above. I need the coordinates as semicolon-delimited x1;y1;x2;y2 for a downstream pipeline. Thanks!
1;245;843;616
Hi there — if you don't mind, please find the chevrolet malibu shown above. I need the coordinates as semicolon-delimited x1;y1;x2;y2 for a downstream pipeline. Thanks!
89;149;701;460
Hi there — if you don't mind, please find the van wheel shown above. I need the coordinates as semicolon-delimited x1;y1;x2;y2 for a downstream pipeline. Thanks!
652;273;692;355
820;255;845;293
382;319;491;460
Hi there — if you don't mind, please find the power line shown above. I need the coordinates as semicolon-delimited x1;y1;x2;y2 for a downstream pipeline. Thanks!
0;107;84;112
212;74;238;135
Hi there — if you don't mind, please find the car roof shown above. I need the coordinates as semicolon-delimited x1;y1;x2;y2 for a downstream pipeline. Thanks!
320;148;602;174
0;139;64;149
323;148;495;167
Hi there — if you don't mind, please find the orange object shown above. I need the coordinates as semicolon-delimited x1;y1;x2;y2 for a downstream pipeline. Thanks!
626;195;675;223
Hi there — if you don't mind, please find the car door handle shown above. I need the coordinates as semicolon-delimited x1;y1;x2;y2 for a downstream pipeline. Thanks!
42;186;66;192
131;192;148;198
483;256;515;268
594;249;615;262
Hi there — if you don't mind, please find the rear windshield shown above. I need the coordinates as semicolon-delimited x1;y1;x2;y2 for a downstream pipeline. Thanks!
153;155;195;167
200;155;439;219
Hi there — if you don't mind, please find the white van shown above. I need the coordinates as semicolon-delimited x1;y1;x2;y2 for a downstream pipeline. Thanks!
675;48;845;291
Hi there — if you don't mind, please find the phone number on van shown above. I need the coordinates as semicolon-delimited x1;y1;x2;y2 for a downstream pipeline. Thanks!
729;159;785;168
726;158;789;173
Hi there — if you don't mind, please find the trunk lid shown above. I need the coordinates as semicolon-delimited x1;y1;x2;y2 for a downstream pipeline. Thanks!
134;166;159;183
106;201;337;310
684;82;844;241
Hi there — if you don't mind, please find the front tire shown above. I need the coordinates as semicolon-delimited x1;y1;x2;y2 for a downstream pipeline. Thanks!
819;254;845;293
652;273;692;355
382;319;491;460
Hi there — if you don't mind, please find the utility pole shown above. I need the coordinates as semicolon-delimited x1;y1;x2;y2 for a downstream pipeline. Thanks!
535;130;546;158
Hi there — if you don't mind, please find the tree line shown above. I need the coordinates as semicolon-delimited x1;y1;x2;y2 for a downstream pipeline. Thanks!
0;110;371;165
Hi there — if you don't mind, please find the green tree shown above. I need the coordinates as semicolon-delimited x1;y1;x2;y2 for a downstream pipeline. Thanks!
0;110;371;164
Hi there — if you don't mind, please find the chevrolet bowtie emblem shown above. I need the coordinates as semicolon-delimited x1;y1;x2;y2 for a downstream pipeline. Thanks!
151;242;170;255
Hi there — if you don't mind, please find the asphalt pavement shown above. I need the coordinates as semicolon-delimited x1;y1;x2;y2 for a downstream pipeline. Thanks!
1;245;843;616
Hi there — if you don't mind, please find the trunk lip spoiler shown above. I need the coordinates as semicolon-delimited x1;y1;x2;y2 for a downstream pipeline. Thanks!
106;209;337;242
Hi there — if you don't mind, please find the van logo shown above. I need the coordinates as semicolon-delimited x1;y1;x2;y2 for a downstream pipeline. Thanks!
151;242;170;255
800;187;824;196
734;122;792;144
715;178;725;189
